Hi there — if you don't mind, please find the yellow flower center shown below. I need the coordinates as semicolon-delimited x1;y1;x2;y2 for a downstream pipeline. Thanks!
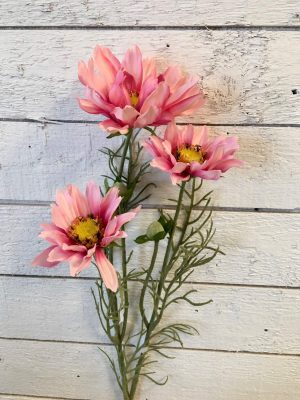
130;91;139;107
68;216;102;249
177;145;205;164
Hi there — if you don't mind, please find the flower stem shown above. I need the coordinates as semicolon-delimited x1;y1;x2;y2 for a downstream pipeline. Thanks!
117;129;132;181
129;182;187;399
139;240;159;326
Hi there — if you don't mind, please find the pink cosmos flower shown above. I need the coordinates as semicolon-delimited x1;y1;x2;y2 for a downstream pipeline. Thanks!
78;45;204;134
143;122;243;184
32;182;139;292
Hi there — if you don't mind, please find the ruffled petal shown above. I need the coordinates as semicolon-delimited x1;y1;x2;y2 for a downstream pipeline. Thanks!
99;119;129;134
113;106;139;125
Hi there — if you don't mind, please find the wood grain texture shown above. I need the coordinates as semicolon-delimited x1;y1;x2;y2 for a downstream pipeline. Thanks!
1;339;299;400
1;0;300;26
1;30;300;124
1;2;300;398
1;206;300;287
1;276;299;354
1;122;300;209
0;396;67;400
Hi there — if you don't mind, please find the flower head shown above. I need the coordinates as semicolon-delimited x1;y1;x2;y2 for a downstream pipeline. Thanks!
32;182;140;292
143;122;243;184
78;45;204;134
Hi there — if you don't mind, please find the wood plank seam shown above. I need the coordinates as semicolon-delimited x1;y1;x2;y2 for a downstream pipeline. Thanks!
1;202;299;214
1;337;299;357
2;118;300;127
0;394;81;400
1;274;299;290
1;26;300;31
3;118;300;130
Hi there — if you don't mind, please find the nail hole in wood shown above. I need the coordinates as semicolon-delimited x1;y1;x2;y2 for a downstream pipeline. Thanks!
291;89;298;95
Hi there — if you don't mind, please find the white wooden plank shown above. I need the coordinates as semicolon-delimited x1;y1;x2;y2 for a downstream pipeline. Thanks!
1;122;300;209
1;339;299;400
1;206;299;287
0;0;299;26
0;396;67;400
0;30;300;124
1;277;299;354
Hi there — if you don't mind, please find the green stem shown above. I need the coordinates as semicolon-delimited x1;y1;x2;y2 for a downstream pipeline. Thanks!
149;181;186;326
139;240;159;326
129;182;187;399
117;129;132;181
163;181;186;267
120;237;128;340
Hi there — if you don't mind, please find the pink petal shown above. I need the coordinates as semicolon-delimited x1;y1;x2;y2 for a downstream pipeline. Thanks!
190;164;221;180
95;248;118;292
171;162;188;174
61;243;87;252
142;135;166;158
69;253;92;277
161;66;183;87
151;156;173;171
77;98;102;114
98;187;122;225
165;76;198;108
140;82;170;114
138;76;158;105
99;119;129;134
134;105;159;128
167;94;205;116
113;106;139;125
93;45;120;86
214;158;244;172
181;124;194;146
86;181;102;218
122;45;143;89
67;184;90;217
48;246;75;262
40;229;71;246
55;190;77;225
104;206;141;236
142;58;157;81
51;204;69;230
87;89;114;115
109;82;128;108
96;46;121;73
192;125;208;147
101;231;127;247
78;61;92;87
170;173;190;185
32;246;60;268
164;121;179;151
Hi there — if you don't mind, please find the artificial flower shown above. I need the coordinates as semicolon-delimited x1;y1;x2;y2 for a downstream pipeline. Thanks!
32;182;139;292
78;45;204;134
143;122;243;184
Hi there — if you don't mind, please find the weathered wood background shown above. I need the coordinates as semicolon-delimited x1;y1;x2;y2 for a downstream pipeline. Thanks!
0;1;300;399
